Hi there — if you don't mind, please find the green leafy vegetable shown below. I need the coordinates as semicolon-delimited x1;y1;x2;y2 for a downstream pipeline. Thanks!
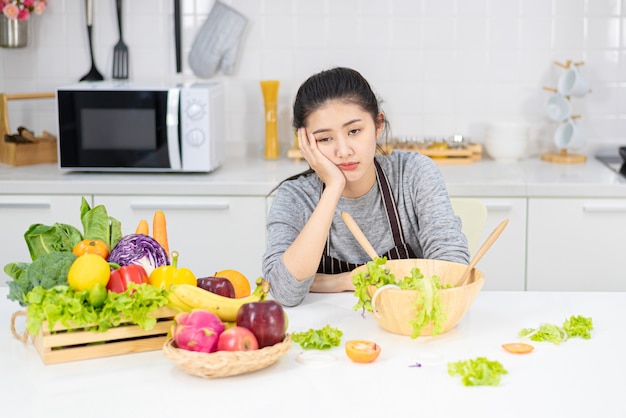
80;197;123;251
351;257;395;313
25;283;168;336
351;257;448;339
519;323;566;344
519;314;593;344
4;262;30;307
448;357;508;386
23;222;83;261
403;268;447;338
291;325;343;350
563;315;593;339
6;252;77;307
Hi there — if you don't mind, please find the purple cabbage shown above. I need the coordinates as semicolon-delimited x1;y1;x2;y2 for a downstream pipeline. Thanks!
108;234;170;276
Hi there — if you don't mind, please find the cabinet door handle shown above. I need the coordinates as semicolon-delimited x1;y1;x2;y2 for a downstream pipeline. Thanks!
0;202;51;209
582;204;626;213
485;203;513;212
129;202;230;210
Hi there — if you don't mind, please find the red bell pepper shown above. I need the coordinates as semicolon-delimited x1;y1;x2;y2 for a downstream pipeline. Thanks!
107;264;150;293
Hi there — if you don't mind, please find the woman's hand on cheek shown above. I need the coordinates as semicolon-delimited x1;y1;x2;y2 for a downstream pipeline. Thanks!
298;128;345;190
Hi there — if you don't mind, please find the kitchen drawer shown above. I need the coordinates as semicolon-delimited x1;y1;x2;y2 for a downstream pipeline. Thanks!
527;198;626;291
94;195;267;284
0;195;89;286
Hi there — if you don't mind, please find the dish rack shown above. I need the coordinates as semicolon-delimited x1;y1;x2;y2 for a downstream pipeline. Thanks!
0;92;57;166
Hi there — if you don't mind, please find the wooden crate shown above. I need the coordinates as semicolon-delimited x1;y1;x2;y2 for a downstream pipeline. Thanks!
15;307;177;365
0;92;58;166
382;143;483;165
287;144;483;165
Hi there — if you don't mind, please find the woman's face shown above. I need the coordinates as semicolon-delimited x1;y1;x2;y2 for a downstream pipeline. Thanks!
305;100;382;187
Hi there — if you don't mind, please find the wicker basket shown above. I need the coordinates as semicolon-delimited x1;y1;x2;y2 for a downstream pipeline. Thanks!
163;334;292;378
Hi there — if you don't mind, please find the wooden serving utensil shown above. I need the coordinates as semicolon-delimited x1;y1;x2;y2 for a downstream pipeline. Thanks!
341;211;378;260
455;219;509;287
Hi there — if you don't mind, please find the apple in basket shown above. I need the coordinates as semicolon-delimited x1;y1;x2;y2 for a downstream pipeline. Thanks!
217;326;259;351
236;301;286;348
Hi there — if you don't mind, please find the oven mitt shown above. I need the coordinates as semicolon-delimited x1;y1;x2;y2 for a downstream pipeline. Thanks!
189;1;248;78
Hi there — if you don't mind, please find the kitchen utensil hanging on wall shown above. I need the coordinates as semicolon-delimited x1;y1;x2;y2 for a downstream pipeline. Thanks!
174;0;181;73
112;0;129;79
189;1;248;78
80;0;104;82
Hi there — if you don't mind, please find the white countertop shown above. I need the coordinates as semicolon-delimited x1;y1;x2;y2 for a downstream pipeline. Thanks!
1;287;623;418
1;153;625;198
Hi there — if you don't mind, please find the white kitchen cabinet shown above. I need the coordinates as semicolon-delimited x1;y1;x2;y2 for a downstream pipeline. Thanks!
527;198;626;291
93;195;267;285
453;197;527;291
0;195;89;286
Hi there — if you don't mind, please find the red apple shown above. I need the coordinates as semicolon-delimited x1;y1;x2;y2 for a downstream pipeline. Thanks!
216;326;259;351
236;300;286;348
197;276;235;298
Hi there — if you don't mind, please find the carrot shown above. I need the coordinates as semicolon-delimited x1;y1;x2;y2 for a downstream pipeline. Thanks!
135;219;149;235
152;210;169;255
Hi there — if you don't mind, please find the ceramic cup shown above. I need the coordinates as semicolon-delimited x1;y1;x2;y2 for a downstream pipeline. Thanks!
554;118;586;149
557;66;590;98
545;93;571;121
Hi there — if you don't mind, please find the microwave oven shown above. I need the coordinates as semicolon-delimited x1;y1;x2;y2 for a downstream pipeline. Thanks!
56;82;225;172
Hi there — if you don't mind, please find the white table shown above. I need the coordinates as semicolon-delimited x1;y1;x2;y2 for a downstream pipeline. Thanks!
0;288;623;418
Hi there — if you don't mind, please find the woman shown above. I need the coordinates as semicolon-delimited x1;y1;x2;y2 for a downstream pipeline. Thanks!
263;67;469;307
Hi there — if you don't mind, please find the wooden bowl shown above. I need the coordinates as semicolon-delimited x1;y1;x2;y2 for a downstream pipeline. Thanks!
353;259;484;337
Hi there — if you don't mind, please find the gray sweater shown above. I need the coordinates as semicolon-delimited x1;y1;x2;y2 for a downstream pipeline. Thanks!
262;151;469;306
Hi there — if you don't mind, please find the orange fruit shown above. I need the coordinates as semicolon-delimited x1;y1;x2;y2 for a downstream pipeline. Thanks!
215;269;251;298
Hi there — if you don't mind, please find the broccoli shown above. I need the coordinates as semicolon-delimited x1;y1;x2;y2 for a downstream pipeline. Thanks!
5;251;77;307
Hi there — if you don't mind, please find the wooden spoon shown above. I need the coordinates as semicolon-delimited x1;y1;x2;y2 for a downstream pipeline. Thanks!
455;219;509;287
341;212;378;260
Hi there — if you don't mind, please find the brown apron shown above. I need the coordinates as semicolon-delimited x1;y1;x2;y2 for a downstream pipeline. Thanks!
317;159;417;274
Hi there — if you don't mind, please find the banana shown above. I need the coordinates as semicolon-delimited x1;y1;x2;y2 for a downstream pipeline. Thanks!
166;291;193;312
170;278;270;322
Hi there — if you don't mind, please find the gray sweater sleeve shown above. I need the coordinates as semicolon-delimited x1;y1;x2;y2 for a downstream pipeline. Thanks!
263;175;319;307
262;152;469;307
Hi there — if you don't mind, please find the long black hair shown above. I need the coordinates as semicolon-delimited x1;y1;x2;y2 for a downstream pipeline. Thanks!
273;67;389;192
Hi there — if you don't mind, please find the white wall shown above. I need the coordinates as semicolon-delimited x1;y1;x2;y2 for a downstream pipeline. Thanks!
1;0;625;157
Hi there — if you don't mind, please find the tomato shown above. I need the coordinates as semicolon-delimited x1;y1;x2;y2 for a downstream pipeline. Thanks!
345;340;381;363
67;254;111;291
216;326;259;351
502;342;534;354
72;239;109;259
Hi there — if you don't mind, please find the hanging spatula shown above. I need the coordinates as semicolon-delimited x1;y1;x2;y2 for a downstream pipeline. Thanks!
112;0;129;79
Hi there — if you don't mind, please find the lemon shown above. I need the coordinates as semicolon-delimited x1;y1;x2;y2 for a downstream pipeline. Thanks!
68;254;111;292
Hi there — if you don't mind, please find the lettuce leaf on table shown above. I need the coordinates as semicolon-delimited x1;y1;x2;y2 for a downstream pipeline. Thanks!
448;357;508;386
291;325;343;350
519;314;593;344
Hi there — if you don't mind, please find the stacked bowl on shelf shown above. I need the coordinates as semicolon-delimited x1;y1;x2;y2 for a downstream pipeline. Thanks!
483;122;528;162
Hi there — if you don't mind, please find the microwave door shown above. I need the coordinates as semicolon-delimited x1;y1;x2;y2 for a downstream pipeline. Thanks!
58;90;175;170
166;89;182;170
